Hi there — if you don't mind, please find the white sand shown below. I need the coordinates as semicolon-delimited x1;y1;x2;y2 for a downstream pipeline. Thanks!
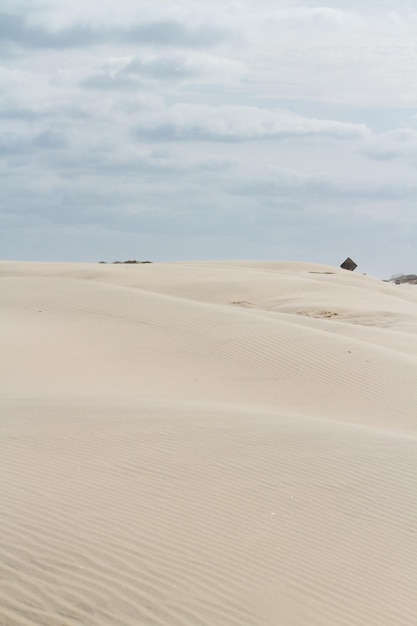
0;260;416;626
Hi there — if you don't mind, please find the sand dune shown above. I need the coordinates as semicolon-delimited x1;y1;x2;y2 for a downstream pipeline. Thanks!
0;260;416;625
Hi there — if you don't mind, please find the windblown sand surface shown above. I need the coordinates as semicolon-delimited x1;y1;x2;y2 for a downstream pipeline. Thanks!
1;260;416;626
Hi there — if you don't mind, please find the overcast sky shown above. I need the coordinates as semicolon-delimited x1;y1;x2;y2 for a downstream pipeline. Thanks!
1;0;417;276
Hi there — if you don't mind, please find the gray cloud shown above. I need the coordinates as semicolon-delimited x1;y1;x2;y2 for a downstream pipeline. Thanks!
82;53;243;90
126;56;201;80
51;149;234;181
230;169;417;202
0;134;28;156
0;129;68;156
0;10;227;52
123;21;226;47
133;104;370;143
361;128;417;163
33;130;68;149
0;106;40;121
0;11;101;49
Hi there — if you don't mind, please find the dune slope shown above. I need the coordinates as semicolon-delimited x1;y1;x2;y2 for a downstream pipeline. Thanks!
0;260;416;626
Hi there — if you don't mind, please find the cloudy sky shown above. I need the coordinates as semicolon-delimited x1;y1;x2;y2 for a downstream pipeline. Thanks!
1;0;417;276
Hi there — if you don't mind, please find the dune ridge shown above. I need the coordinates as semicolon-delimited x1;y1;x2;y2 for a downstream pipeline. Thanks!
0;260;416;625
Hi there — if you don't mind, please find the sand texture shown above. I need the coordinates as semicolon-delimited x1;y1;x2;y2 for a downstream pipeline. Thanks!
1;260;416;626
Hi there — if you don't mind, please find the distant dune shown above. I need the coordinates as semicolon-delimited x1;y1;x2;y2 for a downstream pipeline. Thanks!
1;260;416;626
